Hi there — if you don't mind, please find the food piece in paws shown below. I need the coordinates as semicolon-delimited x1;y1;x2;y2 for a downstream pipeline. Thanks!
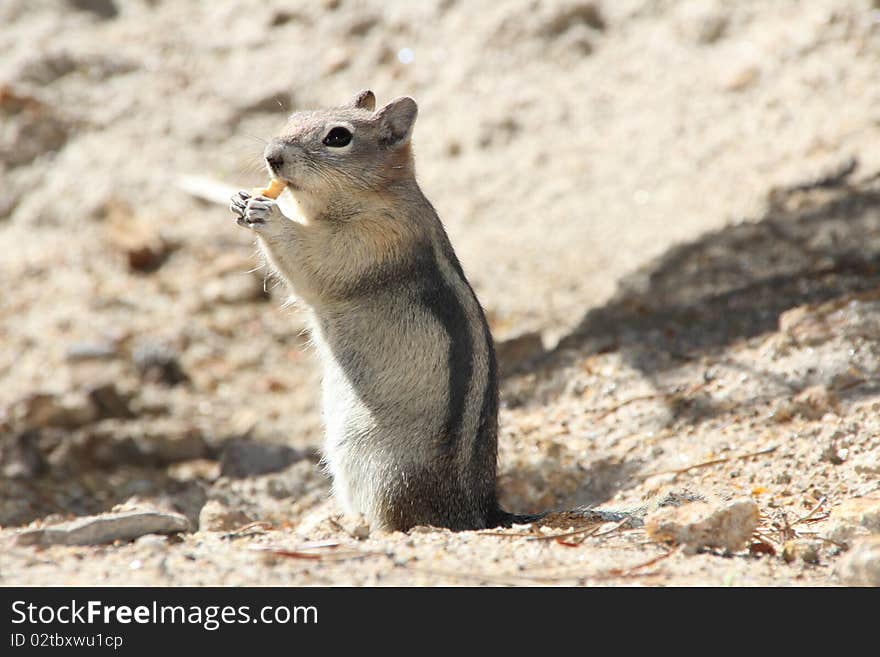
253;178;286;199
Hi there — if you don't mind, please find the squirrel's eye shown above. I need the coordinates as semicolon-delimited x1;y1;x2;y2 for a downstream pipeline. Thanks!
323;127;352;148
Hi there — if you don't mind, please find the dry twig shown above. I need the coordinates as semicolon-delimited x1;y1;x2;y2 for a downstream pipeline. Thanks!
222;521;273;540
641;445;778;480
792;497;827;526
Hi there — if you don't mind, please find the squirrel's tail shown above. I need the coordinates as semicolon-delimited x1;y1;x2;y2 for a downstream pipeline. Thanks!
489;508;547;527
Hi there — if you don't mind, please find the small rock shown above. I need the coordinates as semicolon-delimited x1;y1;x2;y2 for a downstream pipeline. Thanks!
820;443;846;465
831;493;880;533
722;64;759;92
65;340;119;361
87;382;134;420
132;341;188;386
15;509;190;547
408;525;447;534
830;368;865;391
642;472;679;489
66;0;118;19
825;520;871;548
15;51;77;86
268;8;307;26
133;534;169;552
105;201;172;273
836;537;880;586
555;23;594;56
198;500;254;532
654;488;705;508
782;538;821;564
538;1;605;37
137;485;206;530
168;458;221;482
779;385;840;421
852;452;880;476
778;304;831;345
17;392;97;430
645;498;759;553
345;14;380;37
1;430;46;479
219;439;305;478
336;514;371;540
675;2;729;44
0;85;69;167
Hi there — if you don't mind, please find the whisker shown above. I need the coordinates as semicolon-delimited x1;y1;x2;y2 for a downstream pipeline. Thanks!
240;154;268;176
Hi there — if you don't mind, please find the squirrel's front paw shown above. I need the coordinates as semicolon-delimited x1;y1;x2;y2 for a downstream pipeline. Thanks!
229;191;284;233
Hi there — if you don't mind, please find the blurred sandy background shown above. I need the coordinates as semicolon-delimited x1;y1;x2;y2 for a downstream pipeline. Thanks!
2;0;880;585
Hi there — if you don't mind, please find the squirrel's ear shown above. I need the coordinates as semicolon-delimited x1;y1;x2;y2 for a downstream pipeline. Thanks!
347;89;376;111
375;96;418;147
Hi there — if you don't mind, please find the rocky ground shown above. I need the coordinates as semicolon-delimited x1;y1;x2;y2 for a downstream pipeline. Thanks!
1;0;879;585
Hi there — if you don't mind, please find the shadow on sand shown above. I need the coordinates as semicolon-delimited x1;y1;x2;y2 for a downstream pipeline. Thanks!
516;162;880;425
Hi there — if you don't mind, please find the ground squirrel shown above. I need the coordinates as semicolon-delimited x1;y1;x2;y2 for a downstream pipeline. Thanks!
229;90;538;531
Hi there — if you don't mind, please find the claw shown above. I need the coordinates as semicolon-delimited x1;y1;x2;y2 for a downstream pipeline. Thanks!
231;190;281;231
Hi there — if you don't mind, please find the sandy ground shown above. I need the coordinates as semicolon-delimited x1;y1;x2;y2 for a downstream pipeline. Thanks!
1;0;879;586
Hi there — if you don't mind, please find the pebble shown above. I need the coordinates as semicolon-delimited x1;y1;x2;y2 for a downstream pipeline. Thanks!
105;202;172;273
782;538;821;564
67;0;119;20
675;2;729;44
778;304;832;345
17;392;96;430
336;514;371;541
831;493;880;533
65;340;119;361
134;534;169;551
1;430;46;479
852;452;880;475
132;341;188;386
538;1;605;37
645;498;759;553
0;85;69;167
722;64;760;92
15;509;190;547
775;385;839;422
198;500;254;532
87;382;134;420
836;537;880;586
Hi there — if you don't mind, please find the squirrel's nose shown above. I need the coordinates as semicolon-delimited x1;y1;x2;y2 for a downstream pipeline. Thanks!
264;142;285;172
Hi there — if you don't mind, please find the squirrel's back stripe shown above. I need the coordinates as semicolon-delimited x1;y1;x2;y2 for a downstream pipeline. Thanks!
418;255;474;454
429;232;497;469
475;313;498;457
436;236;499;459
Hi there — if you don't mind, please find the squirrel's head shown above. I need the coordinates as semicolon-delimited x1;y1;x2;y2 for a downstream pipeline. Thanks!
264;90;418;204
